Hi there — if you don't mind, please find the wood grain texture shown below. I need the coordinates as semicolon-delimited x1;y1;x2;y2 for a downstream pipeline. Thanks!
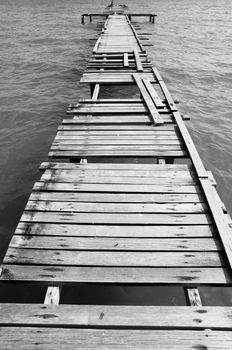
33;182;201;194
25;201;207;214
4;248;224;267
0;304;232;329
10;235;221;251
29;192;204;203
20;211;212;225
1;265;230;283
15;223;216;238
1;328;232;350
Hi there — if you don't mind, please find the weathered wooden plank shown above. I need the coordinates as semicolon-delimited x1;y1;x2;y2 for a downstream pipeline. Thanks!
40;172;196;184
1;265;229;283
40;165;193;176
55;135;180;140
33;181;201;193
40;172;196;185
49;150;187;157
0;304;232;329
50;145;184;151
25;201;207;214
67;107;170;115
33;182;201;193
53;138;182;145
10;235;221;251
63;116;173;124
40;162;191;171
133;73;163;125
123;53;129;67
0;328;232;350
20;211;212;225
29;192;204;204
1;328;232;349
91;84;100;100
15;223;216;238
143;78;165;108
39;167;195;179
3;248;226;267
80;72;156;84
58;124;176;131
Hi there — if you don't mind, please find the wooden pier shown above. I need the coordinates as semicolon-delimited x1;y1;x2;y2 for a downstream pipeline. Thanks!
1;9;232;349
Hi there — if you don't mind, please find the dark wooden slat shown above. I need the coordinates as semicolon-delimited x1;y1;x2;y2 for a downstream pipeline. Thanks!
40;162;191;171
33;182;201;193
20;211;212;225
143;78;165;108
48;150;187;158
25;201;207;214
29;192;204;204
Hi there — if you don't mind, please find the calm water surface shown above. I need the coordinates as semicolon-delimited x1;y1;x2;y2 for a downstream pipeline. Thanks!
0;0;231;303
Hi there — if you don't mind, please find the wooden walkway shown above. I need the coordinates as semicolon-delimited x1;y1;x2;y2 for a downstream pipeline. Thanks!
1;12;232;349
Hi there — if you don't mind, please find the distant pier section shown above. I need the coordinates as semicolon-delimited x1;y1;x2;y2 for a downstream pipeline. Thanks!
82;12;157;24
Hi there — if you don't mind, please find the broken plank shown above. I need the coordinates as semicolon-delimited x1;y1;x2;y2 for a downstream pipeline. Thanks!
133;73;163;125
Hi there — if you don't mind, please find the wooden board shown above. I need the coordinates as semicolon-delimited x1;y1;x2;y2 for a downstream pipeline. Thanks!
5;248;223;266
0;304;232;329
1;328;232;350
10;235;221;251
15;223;216;238
1;265;229;284
80;72;156;84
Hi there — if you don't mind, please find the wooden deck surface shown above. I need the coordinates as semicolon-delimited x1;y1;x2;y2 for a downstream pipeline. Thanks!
1;12;232;349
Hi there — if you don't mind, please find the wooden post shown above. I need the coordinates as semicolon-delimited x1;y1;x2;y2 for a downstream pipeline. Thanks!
89;15;92;23
92;84;100;100
158;159;166;165
82;15;85;25
186;288;202;306
44;287;61;305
